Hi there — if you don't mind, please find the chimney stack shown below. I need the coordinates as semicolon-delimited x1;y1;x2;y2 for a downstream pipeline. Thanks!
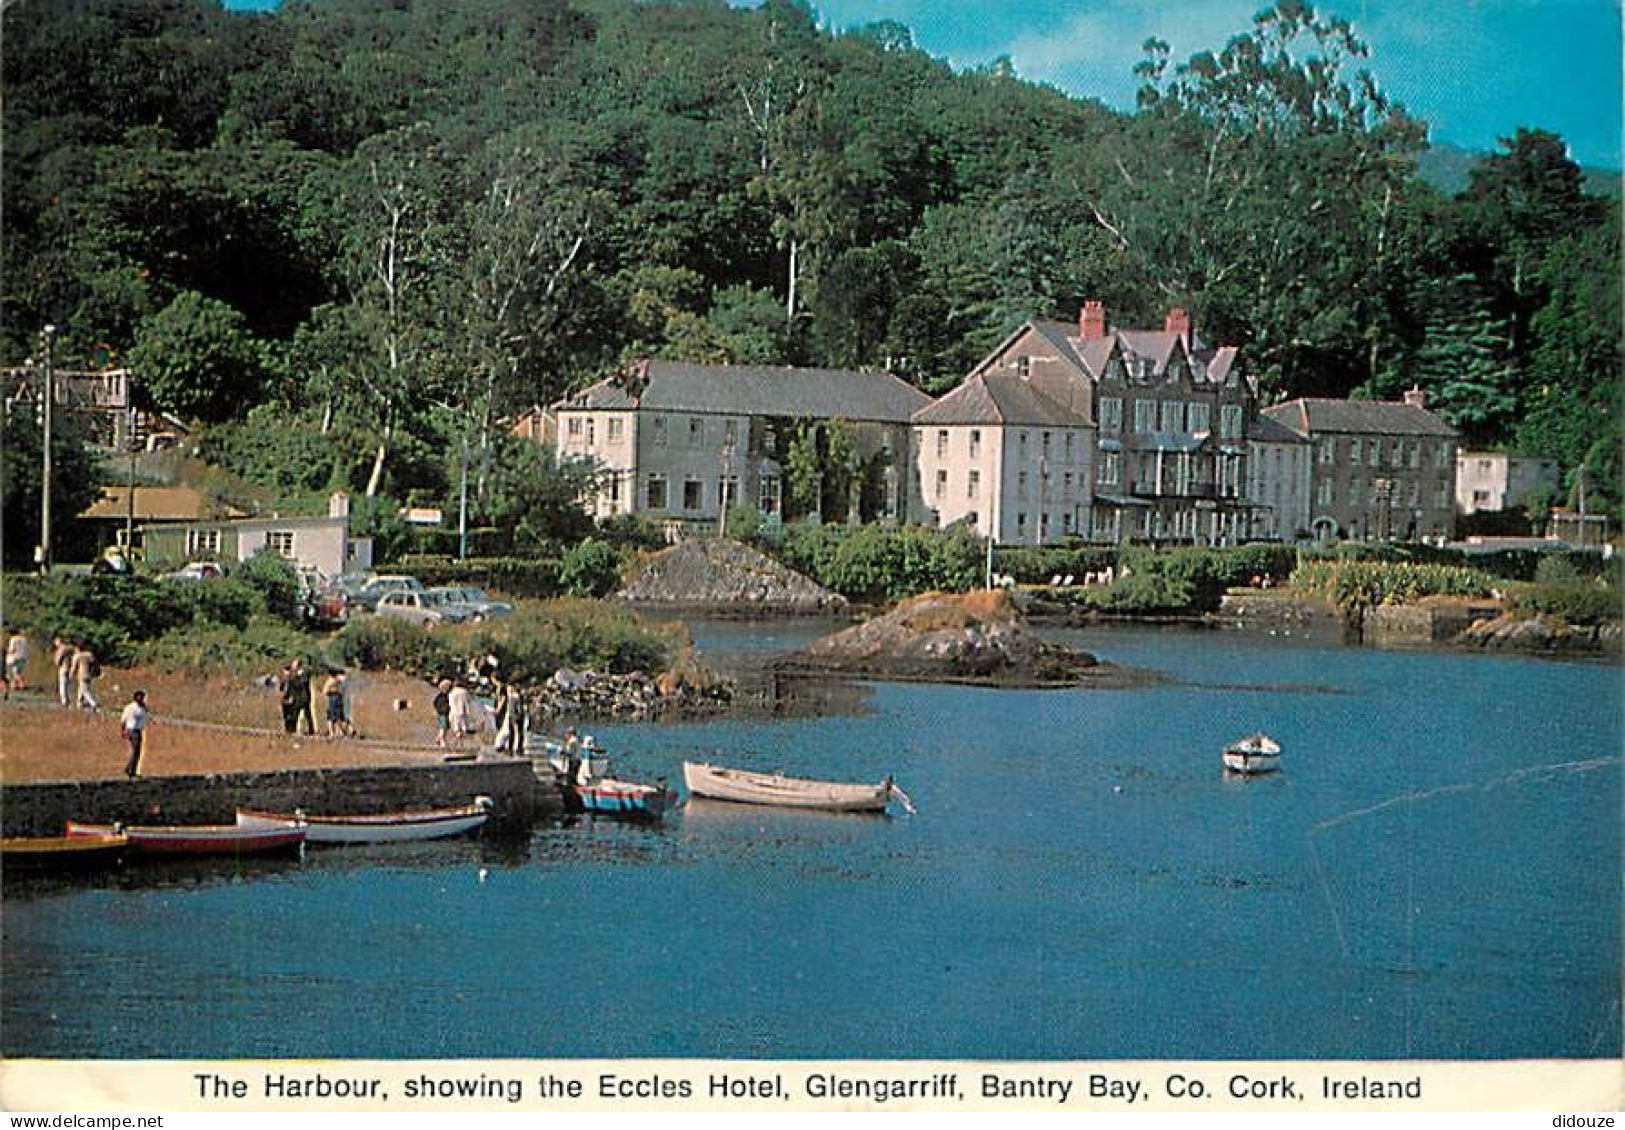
1079;300;1106;341
1165;307;1191;346
328;491;350;519
1403;386;1427;409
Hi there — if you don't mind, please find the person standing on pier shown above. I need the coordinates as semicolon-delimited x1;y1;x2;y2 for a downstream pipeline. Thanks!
448;679;471;743
120;689;148;778
71;645;99;710
433;679;453;748
287;658;315;735
53;637;73;705
4;627;28;698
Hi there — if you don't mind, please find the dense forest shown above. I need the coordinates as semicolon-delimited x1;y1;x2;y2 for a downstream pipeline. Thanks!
3;0;1619;559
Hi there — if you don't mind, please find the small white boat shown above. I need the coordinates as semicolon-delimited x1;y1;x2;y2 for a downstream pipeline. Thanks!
234;798;492;844
1222;733;1282;775
683;761;911;813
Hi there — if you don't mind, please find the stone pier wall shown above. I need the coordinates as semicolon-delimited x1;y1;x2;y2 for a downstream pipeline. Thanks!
1;759;562;838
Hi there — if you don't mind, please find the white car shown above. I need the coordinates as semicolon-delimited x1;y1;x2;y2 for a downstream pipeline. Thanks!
374;589;471;628
427;586;513;622
354;574;424;611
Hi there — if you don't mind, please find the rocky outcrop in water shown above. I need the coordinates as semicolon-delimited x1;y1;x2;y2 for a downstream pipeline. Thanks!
617;538;847;614
781;589;1150;686
1457;613;1623;655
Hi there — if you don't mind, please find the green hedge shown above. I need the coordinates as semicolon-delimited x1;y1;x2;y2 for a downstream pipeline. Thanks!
772;523;983;604
392;554;565;599
1507;580;1622;626
336;599;679;680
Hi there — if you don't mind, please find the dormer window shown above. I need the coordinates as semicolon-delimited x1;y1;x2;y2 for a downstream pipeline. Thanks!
1015;356;1031;379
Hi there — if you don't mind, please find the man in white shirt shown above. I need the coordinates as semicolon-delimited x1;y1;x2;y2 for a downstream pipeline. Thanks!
120;690;149;778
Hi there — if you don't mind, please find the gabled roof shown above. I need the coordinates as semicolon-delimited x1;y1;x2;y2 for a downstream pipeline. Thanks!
80;486;245;523
913;372;1092;428
556;360;930;423
1264;398;1457;438
1248;412;1311;445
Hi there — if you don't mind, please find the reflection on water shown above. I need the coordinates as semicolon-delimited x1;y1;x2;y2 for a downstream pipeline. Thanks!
3;625;1619;1061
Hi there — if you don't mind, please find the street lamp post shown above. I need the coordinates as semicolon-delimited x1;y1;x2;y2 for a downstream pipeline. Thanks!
38;324;57;575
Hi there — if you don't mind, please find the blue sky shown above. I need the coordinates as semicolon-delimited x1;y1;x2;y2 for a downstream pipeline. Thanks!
797;0;1623;168
220;0;1622;168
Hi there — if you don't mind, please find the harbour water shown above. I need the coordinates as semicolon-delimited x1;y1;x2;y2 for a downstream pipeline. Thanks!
3;624;1619;1060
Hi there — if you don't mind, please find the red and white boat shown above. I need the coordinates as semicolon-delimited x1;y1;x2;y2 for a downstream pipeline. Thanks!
65;820;306;855
234;798;492;844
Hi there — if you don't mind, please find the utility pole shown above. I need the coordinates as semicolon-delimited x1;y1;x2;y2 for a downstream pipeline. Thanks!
458;429;470;561
38;324;57;575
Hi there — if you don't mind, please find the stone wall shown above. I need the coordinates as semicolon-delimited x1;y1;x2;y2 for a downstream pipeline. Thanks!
1;759;560;838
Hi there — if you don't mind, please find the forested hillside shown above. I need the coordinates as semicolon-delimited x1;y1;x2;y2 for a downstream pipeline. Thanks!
4;0;1618;556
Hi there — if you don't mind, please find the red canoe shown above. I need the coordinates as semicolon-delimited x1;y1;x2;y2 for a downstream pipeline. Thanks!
65;820;306;856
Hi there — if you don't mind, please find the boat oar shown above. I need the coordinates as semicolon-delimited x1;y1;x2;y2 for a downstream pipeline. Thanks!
887;780;917;816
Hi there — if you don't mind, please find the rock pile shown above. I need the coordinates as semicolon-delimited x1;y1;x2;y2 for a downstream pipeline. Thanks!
617;538;847;614
784;588;1143;686
1457;614;1623;654
533;665;734;720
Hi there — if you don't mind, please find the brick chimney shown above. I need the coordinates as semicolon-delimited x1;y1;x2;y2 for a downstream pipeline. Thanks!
1403;386;1427;409
1079;300;1106;341
1165;307;1191;345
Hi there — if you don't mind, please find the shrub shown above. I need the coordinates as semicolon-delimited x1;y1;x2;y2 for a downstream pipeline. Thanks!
1508;580;1622;626
231;550;303;624
597;513;669;552
135;615;318;674
559;538;624;598
335;599;677;679
1290;559;1497;615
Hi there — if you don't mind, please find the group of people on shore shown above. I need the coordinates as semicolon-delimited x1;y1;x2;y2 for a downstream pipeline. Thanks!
275;657;354;739
431;660;528;755
3;627;102;711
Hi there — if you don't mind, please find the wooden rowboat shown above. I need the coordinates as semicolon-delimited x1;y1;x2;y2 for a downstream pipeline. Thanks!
1222;733;1282;775
65;820;306;856
234;798;493;844
682;761;911;813
2;832;129;869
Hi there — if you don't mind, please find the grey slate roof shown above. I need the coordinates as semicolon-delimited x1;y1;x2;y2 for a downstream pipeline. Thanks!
1248;412;1311;445
912;372;1092;428
1264;398;1457;438
558;360;931;422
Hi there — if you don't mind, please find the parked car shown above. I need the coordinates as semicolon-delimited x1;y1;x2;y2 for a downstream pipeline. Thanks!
374;589;471;628
352;574;424;612
169;560;225;582
303;583;350;629
427;585;513;622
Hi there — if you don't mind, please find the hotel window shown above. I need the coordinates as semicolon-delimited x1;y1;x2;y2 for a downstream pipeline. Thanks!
1159;400;1183;434
187;529;221;556
1369;438;1382;465
1017;471;1028;498
1219;405;1243;440
265;531;295;558
646;475;668;510
606;475;623;504
585;417;596;447
652;416;668;446
607;417;624;444
1062;472;1073;497
1041;431;1052;458
1319;439;1335;465
688;417;704;447
1064;432;1075;462
935;469;948;501
1318;479;1334;505
723;419;738;449
759;475;781;515
1408;441;1420;468
1098;453;1120;486
1349;477;1363;503
1040;512;1050;539
1435;445;1452;469
1099;397;1123;434
1390;442;1403;468
567;417;583;439
1133;399;1156;434
969;429;982;459
1016;512;1028;536
683;478;703;511
1434;486;1450;509
936;430;948;460
1018;431;1029;457
1187;402;1211;434
967;470;980;499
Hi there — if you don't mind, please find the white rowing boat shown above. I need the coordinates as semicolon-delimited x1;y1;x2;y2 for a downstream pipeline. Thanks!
1222;733;1282;775
682;761;911;813
234;797;492;844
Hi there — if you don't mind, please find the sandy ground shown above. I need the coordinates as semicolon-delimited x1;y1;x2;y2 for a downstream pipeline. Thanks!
0;662;490;784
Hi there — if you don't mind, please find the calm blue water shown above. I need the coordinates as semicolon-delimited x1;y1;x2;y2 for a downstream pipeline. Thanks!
4;624;1619;1060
